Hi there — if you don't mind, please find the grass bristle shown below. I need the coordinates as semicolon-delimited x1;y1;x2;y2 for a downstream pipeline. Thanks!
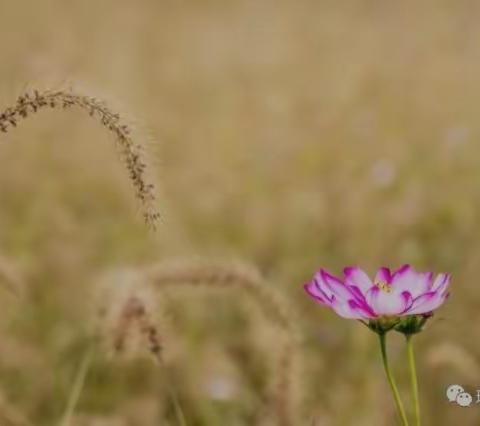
0;89;160;227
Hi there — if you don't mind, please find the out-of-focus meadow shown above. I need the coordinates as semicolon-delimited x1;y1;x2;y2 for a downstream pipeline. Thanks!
1;1;480;424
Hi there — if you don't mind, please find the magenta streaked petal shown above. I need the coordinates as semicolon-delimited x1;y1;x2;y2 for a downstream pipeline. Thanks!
431;273;450;293
312;272;335;300
344;266;373;293
391;265;415;289
355;299;377;317
320;269;354;302
392;264;411;277
390;266;432;298
405;290;449;315
401;291;414;312
366;286;408;316
320;269;344;287
374;267;392;284
349;299;377;318
365;286;379;314
348;285;367;301
417;272;434;294
330;298;373;319
345;286;377;317
304;282;329;305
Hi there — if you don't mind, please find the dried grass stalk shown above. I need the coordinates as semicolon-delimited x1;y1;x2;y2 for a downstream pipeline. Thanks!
0;88;159;226
96;273;186;426
0;254;24;297
0;390;31;426
145;258;299;426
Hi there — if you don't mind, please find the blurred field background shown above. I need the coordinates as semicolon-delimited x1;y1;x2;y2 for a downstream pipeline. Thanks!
1;0;480;425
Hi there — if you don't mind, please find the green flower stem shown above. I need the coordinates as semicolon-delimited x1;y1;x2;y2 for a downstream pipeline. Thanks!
406;334;421;426
378;333;409;426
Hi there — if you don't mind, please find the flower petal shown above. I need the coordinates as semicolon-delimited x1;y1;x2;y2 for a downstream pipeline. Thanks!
320;269;355;303
392;264;411;277
400;291;414;313
366;286;411;316
391;265;415;289
391;265;431;297
311;272;335;300
304;282;330;305
330;298;373;319
406;290;449;315
431;273;450;293
344;266;373;294
374;267;392;284
416;272;434;294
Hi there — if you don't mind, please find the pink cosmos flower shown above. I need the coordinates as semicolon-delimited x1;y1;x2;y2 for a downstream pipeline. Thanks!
304;265;450;319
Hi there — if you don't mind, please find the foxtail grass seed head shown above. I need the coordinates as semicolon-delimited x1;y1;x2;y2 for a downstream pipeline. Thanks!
113;296;163;362
95;268;163;362
0;89;160;227
146;259;299;426
146;259;292;333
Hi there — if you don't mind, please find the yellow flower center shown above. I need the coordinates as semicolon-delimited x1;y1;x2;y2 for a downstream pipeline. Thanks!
376;282;393;293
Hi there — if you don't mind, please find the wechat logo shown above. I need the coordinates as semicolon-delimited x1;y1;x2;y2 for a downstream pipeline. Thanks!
446;385;474;407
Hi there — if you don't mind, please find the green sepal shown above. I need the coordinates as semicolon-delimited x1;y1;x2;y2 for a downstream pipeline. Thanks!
394;313;432;335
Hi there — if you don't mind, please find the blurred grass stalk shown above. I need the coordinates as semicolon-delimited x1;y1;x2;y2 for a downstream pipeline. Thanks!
58;346;94;426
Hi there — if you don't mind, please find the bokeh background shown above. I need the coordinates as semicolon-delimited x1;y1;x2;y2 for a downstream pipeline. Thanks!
1;1;479;425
